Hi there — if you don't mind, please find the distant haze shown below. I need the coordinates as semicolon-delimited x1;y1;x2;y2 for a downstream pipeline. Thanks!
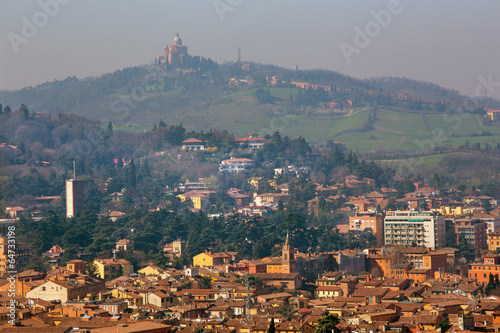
1;0;499;99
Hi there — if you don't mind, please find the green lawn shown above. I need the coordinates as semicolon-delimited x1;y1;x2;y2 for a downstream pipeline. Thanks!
110;95;500;154
113;123;152;132
378;153;449;168
268;87;299;100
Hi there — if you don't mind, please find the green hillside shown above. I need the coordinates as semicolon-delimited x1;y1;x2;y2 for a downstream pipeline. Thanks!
1;62;500;154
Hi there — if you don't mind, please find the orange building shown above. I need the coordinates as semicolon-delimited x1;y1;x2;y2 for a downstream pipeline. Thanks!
368;255;392;278
468;254;500;283
349;212;384;246
265;234;296;274
368;255;411;278
368;249;442;282
406;268;433;283
247;261;267;274
266;261;283;274
0;269;46;297
422;252;447;276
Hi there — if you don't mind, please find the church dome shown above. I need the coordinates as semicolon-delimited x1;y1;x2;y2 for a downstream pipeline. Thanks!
173;33;182;45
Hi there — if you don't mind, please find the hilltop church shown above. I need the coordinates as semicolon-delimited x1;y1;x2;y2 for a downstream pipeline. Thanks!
156;33;188;66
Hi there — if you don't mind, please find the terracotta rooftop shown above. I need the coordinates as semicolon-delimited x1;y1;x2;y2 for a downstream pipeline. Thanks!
182;138;204;144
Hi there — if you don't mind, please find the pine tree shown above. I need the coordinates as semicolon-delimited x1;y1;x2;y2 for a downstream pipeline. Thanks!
486;273;495;295
315;314;341;333
266;317;275;333
437;313;450;332
128;159;136;188
116;153;124;168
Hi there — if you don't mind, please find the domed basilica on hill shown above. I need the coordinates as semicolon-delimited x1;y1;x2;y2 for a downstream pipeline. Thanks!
154;33;217;72
156;33;188;66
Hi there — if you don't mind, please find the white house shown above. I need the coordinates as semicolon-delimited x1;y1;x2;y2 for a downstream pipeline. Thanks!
182;138;206;151
184;267;200;277
219;158;254;173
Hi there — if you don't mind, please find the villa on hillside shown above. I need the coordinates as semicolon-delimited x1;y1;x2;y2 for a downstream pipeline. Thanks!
219;158;254;172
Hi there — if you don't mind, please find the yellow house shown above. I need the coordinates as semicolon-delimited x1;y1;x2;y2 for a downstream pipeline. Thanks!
177;190;215;210
138;265;165;277
248;177;266;190
254;193;290;206
193;252;230;268
359;309;397;323
93;258;133;280
326;308;344;318
192;196;203;210
436;206;464;216
230;286;252;299
266;262;283;273
116;239;134;251
111;287;143;307
314;286;343;298
177;193;189;202
488;230;500;252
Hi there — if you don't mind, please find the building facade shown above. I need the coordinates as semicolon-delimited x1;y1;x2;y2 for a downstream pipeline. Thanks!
488;230;500;252
455;217;487;261
349;212;385;246
66;179;84;218
193;252;231;268
93;259;133;280
181;138;206;151
469;254;500;283
219;158;254;172
0;237;31;275
384;210;445;250
157;33;188;66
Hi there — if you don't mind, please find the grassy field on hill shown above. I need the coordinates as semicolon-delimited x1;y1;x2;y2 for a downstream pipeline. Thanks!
2;63;500;156
334;109;500;153
110;85;500;154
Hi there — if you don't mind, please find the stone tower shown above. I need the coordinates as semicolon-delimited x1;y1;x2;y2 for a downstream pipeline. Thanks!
282;234;295;273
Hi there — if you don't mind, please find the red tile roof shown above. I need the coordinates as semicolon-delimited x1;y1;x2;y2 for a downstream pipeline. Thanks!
182;138;204;144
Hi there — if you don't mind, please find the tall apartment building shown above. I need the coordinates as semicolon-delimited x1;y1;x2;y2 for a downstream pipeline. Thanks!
384;210;445;250
66;179;84;218
455;216;487;261
0;237;31;275
349;212;385;246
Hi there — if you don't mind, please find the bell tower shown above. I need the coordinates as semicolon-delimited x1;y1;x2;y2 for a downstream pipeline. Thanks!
282;234;295;273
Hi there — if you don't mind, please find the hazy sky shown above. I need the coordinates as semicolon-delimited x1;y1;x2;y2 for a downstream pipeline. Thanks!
1;0;499;99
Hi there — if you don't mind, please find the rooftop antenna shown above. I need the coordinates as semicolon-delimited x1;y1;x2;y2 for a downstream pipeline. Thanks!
73;160;76;180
